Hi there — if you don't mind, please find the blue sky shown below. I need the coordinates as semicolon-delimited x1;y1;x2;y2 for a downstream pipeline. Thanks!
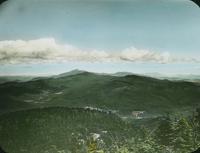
0;0;200;75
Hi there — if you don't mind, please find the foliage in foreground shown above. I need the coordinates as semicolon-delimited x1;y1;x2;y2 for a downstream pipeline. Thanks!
0;107;200;153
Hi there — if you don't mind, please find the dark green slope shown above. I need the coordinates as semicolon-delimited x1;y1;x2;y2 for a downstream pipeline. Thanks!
0;107;134;153
0;72;200;114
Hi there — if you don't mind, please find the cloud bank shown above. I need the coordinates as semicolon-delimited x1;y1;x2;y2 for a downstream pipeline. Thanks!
0;38;198;64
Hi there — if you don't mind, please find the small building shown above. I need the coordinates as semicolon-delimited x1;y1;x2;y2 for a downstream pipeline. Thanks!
132;111;144;119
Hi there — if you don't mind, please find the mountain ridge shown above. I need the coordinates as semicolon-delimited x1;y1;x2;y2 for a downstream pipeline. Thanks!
0;70;199;115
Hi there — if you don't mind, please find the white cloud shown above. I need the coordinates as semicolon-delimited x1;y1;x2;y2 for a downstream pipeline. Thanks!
0;38;109;64
120;47;171;63
0;38;198;64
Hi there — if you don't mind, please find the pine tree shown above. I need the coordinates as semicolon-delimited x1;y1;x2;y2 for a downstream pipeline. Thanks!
195;108;200;142
174;117;193;152
190;111;200;150
155;117;175;147
190;108;200;151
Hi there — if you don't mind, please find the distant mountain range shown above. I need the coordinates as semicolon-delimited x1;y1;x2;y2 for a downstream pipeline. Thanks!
143;72;200;82
0;70;199;115
0;76;35;84
0;70;199;84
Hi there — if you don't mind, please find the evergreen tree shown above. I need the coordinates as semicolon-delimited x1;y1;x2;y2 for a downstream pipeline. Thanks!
195;108;200;143
174;117;193;152
190;111;200;150
189;108;200;151
155;117;175;147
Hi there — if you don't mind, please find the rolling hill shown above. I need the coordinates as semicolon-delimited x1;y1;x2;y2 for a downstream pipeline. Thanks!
0;71;199;115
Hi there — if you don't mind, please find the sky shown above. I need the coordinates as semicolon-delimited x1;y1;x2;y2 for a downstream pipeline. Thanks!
0;0;200;76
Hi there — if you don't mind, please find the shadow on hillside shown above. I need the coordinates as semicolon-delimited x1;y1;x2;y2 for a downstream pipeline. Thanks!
192;148;200;153
0;146;6;153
